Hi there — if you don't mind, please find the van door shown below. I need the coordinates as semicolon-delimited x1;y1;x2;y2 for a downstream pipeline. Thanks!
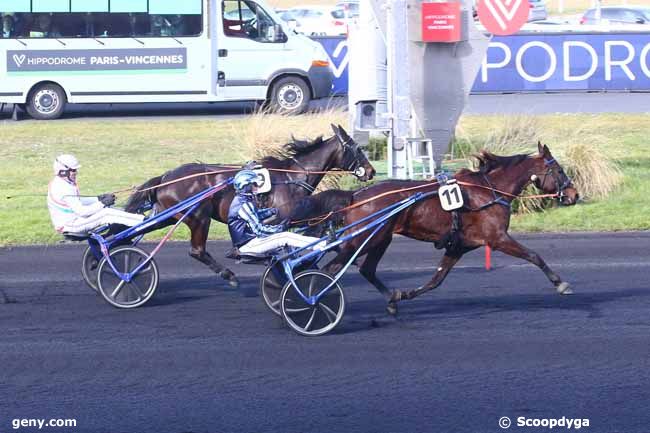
219;0;288;100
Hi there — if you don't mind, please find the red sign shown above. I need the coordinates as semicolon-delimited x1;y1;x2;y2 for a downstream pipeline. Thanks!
477;0;529;36
421;2;461;43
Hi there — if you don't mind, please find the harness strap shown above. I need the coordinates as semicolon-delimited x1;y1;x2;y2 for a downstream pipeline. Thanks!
272;179;315;193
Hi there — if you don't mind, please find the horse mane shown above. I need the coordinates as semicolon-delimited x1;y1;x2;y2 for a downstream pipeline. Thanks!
457;151;533;176
259;136;328;167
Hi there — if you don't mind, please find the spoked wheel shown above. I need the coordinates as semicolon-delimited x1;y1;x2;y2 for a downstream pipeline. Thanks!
261;261;320;316
81;245;100;292
97;246;159;309
260;262;288;316
280;270;345;337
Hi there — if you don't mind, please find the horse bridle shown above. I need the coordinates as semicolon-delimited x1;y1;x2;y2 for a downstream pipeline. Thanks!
533;158;574;202
273;135;366;195
338;135;367;179
469;157;573;212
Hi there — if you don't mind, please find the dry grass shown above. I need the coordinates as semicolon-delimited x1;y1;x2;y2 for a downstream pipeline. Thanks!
236;105;349;191
561;139;623;201
456;115;540;163
237;106;347;160
454;115;623;213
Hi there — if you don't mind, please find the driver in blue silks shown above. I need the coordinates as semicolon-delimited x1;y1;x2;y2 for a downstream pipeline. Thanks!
228;170;324;255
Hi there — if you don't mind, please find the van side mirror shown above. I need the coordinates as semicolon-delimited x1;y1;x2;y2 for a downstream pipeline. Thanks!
636;17;645;23
273;24;287;42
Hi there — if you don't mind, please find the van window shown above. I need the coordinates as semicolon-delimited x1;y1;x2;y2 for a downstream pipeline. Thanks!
0;0;202;38
223;0;279;43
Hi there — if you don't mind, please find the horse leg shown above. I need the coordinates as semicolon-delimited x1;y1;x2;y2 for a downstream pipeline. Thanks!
390;252;462;308
187;219;239;289
357;236;399;315
491;233;572;294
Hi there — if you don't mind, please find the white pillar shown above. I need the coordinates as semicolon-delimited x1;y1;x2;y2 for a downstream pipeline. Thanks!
386;0;410;179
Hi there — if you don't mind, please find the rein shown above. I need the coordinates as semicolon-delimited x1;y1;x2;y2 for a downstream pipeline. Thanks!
292;178;562;226
115;134;366;196
111;167;357;195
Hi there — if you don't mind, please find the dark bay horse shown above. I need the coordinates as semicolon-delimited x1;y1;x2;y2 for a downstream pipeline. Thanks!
298;143;578;315
124;124;375;288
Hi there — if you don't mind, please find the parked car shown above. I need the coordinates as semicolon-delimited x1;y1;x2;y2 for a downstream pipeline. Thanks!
335;0;359;19
282;6;347;36
580;6;650;24
528;0;548;22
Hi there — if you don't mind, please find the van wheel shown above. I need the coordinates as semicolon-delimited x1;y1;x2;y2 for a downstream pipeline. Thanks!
270;76;310;114
26;83;67;120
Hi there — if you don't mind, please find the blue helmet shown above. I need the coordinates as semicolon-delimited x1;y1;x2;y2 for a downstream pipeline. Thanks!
233;170;261;194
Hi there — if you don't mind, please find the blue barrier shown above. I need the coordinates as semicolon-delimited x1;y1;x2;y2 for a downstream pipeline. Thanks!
312;37;349;95
313;32;650;94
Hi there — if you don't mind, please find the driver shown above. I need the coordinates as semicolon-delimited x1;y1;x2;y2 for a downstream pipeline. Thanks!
47;154;144;234
228;170;324;255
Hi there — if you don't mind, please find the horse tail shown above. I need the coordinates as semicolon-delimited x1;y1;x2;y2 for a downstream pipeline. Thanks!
124;175;163;213
290;189;354;223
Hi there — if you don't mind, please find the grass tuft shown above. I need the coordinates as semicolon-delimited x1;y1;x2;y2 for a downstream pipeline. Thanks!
454;115;622;214
237;105;347;162
561;139;623;201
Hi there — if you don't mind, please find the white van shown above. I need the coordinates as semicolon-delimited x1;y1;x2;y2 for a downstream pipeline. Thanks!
0;0;334;119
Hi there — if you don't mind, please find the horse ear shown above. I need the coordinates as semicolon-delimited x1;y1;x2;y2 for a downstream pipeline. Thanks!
337;124;350;140
543;144;551;156
537;140;544;154
331;123;345;143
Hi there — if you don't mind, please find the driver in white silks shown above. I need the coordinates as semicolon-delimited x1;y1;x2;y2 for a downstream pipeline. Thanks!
47;154;145;234
228;170;325;255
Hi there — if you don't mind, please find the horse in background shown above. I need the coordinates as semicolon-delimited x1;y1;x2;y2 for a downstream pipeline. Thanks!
124;124;376;288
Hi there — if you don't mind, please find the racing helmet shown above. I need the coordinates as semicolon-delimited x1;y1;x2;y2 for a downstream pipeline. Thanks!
233;170;261;194
53;154;81;175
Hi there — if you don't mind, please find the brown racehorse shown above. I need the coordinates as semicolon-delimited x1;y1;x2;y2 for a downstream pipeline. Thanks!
123;125;375;288
300;143;579;315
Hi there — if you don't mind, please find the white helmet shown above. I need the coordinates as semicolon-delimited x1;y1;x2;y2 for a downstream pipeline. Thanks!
53;154;81;175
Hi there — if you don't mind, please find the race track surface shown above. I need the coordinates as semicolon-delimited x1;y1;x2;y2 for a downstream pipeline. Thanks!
1;233;650;433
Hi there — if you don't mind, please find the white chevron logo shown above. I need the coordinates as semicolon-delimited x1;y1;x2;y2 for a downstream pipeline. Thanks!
483;0;523;31
13;54;26;67
326;40;349;78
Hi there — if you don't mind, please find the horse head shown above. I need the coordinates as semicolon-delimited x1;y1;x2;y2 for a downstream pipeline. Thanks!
532;142;579;206
330;124;376;181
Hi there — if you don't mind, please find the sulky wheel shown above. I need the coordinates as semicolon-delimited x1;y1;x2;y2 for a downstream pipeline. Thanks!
81;245;100;292
97;246;159;309
260;262;288;316
280;270;345;337
261;260;320;316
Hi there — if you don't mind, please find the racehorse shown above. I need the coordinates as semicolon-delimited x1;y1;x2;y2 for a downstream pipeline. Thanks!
295;142;579;315
123;124;375;288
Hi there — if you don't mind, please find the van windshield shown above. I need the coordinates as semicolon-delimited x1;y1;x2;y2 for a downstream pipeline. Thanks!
223;0;279;42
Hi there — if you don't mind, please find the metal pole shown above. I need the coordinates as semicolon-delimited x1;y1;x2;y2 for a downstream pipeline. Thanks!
386;0;410;179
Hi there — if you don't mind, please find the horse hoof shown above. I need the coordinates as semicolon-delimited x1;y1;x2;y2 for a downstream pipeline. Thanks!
228;278;240;289
389;289;403;303
386;302;398;316
556;282;572;295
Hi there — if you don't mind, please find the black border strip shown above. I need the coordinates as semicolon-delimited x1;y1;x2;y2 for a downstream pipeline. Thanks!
0;92;23;96
225;80;267;87
70;90;208;96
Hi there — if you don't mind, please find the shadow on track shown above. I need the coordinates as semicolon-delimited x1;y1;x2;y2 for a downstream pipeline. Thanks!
334;287;650;335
